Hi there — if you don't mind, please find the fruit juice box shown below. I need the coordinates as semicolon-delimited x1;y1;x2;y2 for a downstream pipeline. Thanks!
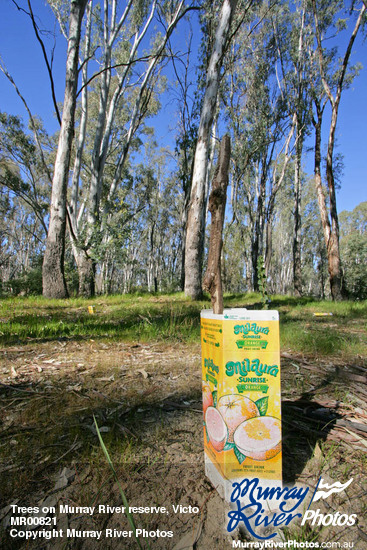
201;309;282;502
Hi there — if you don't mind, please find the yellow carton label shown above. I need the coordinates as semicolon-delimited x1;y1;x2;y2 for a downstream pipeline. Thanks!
201;310;282;483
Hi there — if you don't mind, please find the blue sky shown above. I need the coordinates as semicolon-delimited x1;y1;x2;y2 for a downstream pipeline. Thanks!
0;0;366;214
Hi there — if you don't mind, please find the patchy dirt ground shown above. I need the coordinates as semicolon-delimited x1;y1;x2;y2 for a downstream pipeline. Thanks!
0;340;366;549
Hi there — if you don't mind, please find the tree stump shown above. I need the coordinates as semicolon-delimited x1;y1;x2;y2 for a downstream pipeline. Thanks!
203;134;231;314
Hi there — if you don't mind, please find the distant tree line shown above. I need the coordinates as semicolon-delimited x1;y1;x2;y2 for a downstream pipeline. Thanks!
0;0;366;300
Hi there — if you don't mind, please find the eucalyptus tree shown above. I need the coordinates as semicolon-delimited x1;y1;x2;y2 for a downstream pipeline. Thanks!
94;159;157;294
224;1;295;291
270;0;314;296
184;0;242;300
266;175;293;295
8;0;198;297
0;112;54;298
171;30;198;290
64;0;199;296
262;172;327;297
90;142;182;294
299;176;327;297
95;161;155;294
222;216;248;293
339;202;367;299
0;117;50;293
0;189;40;291
0;112;50;237
132;144;181;293
310;0;366;300
42;0;88;298
0;111;52;292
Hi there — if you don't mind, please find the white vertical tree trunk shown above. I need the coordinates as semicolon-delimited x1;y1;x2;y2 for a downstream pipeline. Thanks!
69;0;93;297
42;0;87;298
184;0;238;299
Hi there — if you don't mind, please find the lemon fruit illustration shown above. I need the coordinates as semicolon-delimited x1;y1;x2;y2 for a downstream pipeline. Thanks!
217;394;259;442
202;381;214;415
233;416;281;461
205;406;228;452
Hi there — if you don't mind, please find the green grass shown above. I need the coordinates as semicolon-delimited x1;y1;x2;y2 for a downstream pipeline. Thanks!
0;293;204;345
0;292;366;357
278;297;367;356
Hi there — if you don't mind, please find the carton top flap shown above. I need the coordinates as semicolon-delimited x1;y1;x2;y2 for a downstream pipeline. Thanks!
200;309;279;321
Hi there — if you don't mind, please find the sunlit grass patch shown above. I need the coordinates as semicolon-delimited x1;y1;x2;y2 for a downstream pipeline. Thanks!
0;294;208;345
282;322;342;355
0;293;366;356
279;299;367;357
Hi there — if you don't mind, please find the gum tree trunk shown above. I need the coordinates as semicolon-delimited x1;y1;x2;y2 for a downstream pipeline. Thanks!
72;246;95;297
251;164;266;292
68;0;93;297
203;135;231;313
313;101;343;300
42;0;87;298
293;126;303;297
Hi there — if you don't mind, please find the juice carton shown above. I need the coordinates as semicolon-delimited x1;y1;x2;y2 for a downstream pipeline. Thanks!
201;309;282;502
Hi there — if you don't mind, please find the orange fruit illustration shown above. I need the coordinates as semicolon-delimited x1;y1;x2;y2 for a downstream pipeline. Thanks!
217;394;259;442
202;381;214;414
233;416;281;461
205;406;228;452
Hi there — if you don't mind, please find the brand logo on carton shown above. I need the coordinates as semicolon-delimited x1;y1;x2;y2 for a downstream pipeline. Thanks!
225;359;279;378
234;323;269;336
